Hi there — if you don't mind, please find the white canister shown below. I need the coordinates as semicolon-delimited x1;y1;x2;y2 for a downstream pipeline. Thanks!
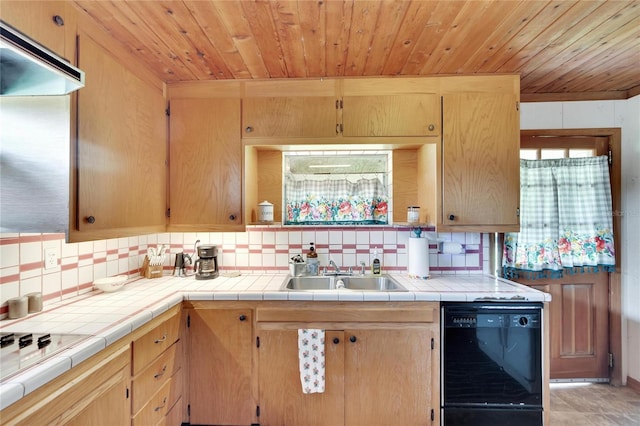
407;206;420;223
258;200;274;222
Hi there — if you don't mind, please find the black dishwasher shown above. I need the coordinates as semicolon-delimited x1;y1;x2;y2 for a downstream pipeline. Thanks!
441;302;543;425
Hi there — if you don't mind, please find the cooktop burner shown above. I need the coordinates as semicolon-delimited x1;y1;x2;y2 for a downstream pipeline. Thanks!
0;332;89;381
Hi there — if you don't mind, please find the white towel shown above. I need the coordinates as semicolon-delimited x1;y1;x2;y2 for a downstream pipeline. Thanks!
298;329;325;394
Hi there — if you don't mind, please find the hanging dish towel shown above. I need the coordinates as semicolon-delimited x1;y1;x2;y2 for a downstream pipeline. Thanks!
298;329;325;394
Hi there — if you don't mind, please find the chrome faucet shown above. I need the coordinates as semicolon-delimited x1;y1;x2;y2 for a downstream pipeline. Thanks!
359;261;366;275
328;260;341;274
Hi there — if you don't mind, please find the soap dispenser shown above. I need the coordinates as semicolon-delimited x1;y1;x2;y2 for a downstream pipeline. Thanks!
371;247;381;275
306;242;319;276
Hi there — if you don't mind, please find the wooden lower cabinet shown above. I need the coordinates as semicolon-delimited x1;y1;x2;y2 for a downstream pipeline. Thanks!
0;344;131;426
259;329;345;426
131;306;184;425
256;302;440;426
0;305;186;426
186;303;258;425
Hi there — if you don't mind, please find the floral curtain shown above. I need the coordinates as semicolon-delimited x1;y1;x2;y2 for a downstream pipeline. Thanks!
503;156;616;279
284;177;389;225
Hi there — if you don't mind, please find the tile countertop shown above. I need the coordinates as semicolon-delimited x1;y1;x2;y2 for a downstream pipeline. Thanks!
0;273;550;409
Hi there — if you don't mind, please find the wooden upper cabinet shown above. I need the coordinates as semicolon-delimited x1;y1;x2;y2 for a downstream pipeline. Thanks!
169;98;243;230
342;94;440;137
441;92;520;231
242;96;337;138
0;1;68;58
76;33;166;233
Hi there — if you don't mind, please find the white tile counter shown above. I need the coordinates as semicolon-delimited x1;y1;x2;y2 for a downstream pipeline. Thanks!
0;273;549;409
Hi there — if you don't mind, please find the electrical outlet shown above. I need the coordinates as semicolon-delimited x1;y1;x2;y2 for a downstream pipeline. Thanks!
44;248;58;269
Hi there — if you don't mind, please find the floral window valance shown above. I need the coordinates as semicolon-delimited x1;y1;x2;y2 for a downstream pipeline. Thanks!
284;177;389;225
503;156;616;279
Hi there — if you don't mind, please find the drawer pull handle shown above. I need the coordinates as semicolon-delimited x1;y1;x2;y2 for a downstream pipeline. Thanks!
154;365;167;379
333;337;340;344
154;397;167;412
349;335;357;343
239;314;247;321
154;334;167;344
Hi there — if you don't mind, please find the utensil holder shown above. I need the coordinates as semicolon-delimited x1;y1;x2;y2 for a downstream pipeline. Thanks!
289;262;308;277
140;256;163;279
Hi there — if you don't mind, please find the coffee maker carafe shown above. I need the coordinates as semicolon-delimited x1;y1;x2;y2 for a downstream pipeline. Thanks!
194;245;219;280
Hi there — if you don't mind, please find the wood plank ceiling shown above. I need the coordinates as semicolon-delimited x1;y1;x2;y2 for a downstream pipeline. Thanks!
73;0;640;101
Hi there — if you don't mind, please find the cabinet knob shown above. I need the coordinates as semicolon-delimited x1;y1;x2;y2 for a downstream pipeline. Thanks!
349;335;357;343
52;15;65;26
229;214;237;221
245;126;253;133
86;216;96;224
239;314;247;321
428;124;435;131
333;337;340;344
448;214;455;221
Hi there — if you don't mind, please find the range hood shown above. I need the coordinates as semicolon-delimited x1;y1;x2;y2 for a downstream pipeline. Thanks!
0;20;84;96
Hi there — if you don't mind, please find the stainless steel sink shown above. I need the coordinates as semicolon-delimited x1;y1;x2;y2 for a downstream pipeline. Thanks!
281;274;407;291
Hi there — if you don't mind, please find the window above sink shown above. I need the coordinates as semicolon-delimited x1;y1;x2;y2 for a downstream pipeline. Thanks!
283;151;391;226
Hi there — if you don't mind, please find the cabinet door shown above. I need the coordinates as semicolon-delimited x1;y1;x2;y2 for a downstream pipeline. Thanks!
65;367;130;426
188;308;256;425
342;94;440;137
0;1;67;57
259;329;345;426
344;327;435;426
2;345;131;426
169;98;243;228
442;93;520;229
77;34;166;231
242;97;338;138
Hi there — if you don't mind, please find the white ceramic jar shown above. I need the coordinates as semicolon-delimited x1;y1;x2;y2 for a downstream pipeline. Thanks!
258;200;274;222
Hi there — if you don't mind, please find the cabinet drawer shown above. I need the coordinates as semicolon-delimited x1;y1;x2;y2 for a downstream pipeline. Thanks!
132;371;182;426
132;312;180;375
256;302;438;323
160;396;183;426
132;340;181;414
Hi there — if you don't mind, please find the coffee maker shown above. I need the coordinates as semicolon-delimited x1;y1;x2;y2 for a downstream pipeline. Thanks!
194;245;219;280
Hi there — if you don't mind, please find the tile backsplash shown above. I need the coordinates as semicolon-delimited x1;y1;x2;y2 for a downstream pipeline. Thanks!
0;226;489;317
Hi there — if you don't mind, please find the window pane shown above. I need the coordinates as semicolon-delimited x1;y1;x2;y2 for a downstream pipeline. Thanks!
569;149;595;158
520;149;538;160
540;149;566;159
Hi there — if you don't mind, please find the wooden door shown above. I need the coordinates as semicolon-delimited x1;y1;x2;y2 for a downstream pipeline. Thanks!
188;308;257;425
516;131;621;381
441;93;520;230
77;34;166;231
342;94;440;137
524;273;609;379
258;329;345;426
344;327;435;426
242;97;337;138
169;98;243;229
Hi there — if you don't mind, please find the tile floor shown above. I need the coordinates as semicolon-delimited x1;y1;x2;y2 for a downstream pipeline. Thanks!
549;383;640;425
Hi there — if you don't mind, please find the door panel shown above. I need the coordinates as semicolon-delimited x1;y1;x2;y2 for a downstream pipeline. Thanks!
188;309;256;425
344;328;433;425
525;273;609;379
258;329;344;426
